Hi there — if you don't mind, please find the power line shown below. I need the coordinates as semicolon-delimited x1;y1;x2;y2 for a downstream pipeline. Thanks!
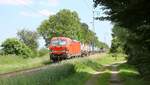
14;0;46;16
82;0;95;31
82;0;96;51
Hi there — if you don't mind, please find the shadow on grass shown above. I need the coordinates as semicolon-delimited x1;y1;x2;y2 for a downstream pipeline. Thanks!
83;60;103;71
96;71;111;85
42;60;52;65
118;63;150;85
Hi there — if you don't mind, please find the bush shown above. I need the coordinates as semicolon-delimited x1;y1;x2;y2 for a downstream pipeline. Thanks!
38;48;49;57
0;49;4;55
1;38;34;58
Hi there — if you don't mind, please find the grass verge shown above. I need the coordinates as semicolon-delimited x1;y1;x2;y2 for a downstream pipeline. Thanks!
0;53;126;85
0;64;75;85
56;53;125;85
118;63;150;85
96;70;111;85
0;54;50;74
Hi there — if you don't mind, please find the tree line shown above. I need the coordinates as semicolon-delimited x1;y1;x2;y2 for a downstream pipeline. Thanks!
37;9;108;48
0;9;108;58
93;0;150;78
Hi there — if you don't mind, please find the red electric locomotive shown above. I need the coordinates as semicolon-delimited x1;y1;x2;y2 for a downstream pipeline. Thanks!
49;37;81;62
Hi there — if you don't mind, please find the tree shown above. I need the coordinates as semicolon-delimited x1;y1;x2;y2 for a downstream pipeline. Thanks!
37;9;81;46
110;25;128;53
93;0;150;78
37;9;107;50
1;38;34;58
17;29;39;51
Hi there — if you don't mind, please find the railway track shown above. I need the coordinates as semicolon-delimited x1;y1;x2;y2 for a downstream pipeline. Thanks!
0;58;72;78
0;53;102;78
0;64;53;78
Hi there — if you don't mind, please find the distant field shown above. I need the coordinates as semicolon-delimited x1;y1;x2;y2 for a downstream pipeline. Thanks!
0;54;50;74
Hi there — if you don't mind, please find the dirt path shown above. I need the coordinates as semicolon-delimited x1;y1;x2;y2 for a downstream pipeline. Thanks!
110;64;123;85
85;64;123;85
85;71;103;85
84;65;110;85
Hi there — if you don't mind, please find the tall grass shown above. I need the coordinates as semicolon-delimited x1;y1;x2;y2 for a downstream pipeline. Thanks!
0;53;126;85
56;53;125;85
0;54;49;74
0;64;75;85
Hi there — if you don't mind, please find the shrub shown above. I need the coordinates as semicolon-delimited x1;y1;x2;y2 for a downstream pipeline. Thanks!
0;49;4;55
1;38;34;58
38;48;49;57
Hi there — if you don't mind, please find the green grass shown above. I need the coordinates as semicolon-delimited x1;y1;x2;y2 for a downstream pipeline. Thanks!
97;53;126;65
0;64;75;85
96;70;111;85
55;72;90;85
0;53;126;85
0;54;50;74
118;63;150;85
56;53;125;85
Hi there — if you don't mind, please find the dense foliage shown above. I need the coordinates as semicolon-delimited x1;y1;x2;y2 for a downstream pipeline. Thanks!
37;9;108;48
37;9;81;46
110;26;126;53
93;0;150;78
1;38;34;58
17;29;39;51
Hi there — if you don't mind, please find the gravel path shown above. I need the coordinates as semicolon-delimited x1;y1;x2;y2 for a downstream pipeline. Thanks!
85;71;103;85
85;64;123;85
110;64;123;85
84;66;109;85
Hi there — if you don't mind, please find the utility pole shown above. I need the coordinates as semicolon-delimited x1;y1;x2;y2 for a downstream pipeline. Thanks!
92;4;96;51
92;10;95;32
92;10;95;52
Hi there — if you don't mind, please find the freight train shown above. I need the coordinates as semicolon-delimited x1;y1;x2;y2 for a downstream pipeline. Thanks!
49;37;103;62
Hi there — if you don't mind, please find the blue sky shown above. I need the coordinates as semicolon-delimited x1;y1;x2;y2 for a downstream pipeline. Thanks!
0;0;113;48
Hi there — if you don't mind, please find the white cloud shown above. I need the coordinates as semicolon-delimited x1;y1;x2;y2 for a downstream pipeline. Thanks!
39;9;54;16
0;0;32;5
20;9;55;17
48;0;59;6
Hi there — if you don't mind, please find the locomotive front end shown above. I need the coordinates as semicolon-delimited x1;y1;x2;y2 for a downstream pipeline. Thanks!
49;37;68;62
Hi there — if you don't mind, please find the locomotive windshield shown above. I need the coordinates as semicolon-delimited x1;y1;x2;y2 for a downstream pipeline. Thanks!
51;39;67;46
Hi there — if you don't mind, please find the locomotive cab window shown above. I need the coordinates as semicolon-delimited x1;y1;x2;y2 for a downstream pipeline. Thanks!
51;39;67;46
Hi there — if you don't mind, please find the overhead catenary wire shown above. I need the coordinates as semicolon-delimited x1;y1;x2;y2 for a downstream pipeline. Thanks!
14;0;47;16
82;0;95;31
82;0;96;51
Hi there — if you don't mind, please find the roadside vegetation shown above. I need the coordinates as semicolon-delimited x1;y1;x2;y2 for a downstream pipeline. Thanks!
0;53;125;85
0;64;75;85
55;53;125;85
94;0;150;79
96;70;111;85
118;63;150;85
